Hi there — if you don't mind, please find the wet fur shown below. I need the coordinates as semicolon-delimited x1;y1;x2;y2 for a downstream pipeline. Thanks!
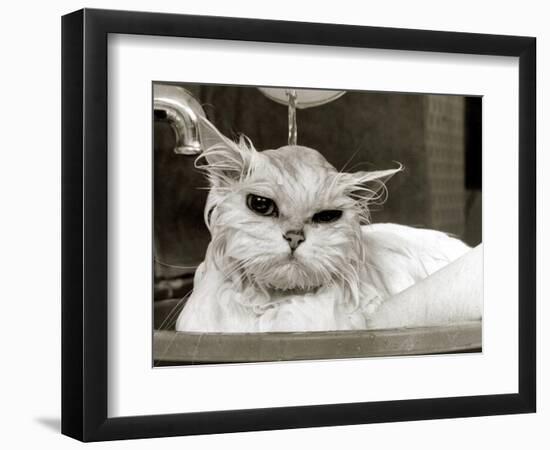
176;118;470;332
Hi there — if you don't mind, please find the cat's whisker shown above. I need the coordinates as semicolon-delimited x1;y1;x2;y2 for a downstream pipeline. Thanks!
224;262;249;281
156;290;193;331
223;258;259;286
154;291;196;365
345;160;379;173
338;148;362;174
154;259;199;271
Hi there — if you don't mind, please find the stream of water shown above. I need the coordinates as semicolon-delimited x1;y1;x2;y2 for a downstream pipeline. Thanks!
287;89;298;145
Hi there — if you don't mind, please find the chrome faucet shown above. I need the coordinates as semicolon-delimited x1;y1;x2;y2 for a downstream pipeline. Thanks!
153;84;206;155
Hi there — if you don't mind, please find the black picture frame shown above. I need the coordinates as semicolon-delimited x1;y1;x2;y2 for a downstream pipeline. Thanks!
61;8;536;442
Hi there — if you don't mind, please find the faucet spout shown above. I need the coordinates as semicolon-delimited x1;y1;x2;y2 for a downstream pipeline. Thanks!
153;84;206;155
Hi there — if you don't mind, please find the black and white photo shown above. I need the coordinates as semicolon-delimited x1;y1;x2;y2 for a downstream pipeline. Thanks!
153;83;483;364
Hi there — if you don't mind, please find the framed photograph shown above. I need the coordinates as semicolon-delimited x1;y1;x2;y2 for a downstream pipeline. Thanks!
62;8;536;441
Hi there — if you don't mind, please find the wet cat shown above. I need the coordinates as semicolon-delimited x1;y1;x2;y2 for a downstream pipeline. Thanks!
175;117;481;332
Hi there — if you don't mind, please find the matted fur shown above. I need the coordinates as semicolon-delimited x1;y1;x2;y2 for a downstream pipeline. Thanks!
175;118;471;332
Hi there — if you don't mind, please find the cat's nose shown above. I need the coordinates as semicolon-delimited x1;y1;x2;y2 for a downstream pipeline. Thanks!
283;229;305;251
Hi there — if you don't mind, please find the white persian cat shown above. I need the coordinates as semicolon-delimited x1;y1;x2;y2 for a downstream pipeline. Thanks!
175;118;481;333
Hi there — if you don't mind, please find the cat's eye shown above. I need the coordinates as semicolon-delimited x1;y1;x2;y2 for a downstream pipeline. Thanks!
312;210;343;224
246;194;278;217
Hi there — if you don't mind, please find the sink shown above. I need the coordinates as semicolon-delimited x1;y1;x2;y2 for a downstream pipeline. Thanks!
153;298;481;366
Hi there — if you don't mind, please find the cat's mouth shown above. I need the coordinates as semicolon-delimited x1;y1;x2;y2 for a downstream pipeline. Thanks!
242;253;329;294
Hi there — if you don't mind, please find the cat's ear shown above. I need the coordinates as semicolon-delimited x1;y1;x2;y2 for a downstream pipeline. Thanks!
196;116;256;187
343;164;403;204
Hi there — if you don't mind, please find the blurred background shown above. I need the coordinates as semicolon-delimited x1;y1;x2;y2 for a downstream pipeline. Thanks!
153;83;481;317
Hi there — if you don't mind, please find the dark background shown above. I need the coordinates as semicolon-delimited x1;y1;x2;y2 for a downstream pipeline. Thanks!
154;84;481;282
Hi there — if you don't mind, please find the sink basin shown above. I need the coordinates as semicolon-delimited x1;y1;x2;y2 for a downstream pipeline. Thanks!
153;299;481;366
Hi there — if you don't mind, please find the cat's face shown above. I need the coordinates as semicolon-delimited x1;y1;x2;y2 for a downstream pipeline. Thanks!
197;118;400;295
